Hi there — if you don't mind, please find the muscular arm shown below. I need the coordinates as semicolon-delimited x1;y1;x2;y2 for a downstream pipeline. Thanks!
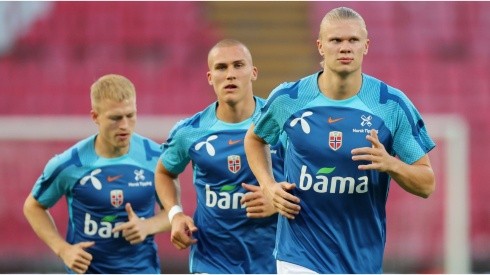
140;207;171;235
244;125;275;188
154;159;197;249
352;129;435;198
154;159;181;211
386;154;435;198
23;195;71;256
23;195;94;273
245;125;300;219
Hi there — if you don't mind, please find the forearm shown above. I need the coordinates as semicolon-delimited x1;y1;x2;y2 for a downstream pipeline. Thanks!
23;195;70;257
388;155;435;198
142;209;171;235
155;160;181;211
244;126;276;188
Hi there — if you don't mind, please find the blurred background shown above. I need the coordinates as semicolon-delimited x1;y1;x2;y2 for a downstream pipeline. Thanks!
0;1;489;273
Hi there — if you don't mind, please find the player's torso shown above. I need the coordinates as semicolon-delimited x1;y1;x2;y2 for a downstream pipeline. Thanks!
183;114;278;273
70;163;157;241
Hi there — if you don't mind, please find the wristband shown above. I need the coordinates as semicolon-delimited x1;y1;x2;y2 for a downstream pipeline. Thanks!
168;205;183;223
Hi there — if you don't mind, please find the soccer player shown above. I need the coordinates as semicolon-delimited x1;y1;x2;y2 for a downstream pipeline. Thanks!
23;74;170;273
155;39;285;273
244;7;436;274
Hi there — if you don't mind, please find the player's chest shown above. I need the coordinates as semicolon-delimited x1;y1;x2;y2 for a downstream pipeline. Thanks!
71;165;155;210
285;107;391;159
189;130;248;172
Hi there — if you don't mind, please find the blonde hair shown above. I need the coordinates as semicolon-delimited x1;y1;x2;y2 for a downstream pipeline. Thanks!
319;7;368;39
90;74;136;111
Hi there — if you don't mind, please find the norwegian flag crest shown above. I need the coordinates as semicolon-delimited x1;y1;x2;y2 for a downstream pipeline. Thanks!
227;155;241;173
110;189;124;208
329;131;343;151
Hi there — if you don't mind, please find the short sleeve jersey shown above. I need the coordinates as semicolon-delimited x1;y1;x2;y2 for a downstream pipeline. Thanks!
253;72;435;273
160;96;285;274
31;133;162;273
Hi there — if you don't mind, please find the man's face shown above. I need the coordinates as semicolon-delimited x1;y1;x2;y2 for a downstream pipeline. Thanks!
207;45;257;105
92;98;136;156
317;19;369;76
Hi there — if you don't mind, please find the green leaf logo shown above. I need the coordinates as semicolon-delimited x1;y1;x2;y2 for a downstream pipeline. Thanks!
317;167;336;175
102;215;118;222
220;184;236;192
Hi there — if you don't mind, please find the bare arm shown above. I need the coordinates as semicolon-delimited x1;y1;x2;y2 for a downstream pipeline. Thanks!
155;159;181;211
351;129;435;198
112;202;171;245
244;125;300;219
154;159;197;249
23;194;94;273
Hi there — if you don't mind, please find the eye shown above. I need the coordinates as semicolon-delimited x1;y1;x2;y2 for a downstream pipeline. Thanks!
215;64;227;71
110;116;122;122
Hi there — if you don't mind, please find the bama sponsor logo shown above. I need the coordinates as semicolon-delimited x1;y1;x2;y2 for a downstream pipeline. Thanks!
299;165;368;194
84;213;124;239
205;184;245;209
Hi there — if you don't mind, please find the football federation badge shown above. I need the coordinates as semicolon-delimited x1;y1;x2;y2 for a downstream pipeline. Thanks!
110;189;124;208
227;155;241;174
329;131;343;151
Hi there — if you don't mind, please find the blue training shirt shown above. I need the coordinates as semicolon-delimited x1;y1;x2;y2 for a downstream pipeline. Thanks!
31;133;162;273
160;96;285;274
253;72;435;273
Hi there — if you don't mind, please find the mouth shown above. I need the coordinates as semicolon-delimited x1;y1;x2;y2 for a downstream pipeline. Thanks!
116;133;130;140
224;84;238;91
338;58;353;64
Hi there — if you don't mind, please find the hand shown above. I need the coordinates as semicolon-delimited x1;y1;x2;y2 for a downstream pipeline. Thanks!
112;203;148;244
240;182;277;218
351;129;395;172
170;213;198;250
58;241;94;274
263;181;301;219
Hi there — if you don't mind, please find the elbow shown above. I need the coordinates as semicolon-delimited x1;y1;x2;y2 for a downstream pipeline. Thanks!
418;179;436;199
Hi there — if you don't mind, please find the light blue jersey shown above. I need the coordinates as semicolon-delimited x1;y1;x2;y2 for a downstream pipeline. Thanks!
161;96;285;274
253;72;435;273
31;133;162;273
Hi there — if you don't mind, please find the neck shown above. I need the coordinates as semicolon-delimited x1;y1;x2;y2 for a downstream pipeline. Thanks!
318;70;363;100
94;136;128;158
216;95;255;123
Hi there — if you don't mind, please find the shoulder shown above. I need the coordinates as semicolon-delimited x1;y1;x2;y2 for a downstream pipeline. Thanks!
43;136;94;173
362;74;411;103
169;102;217;137
263;72;319;112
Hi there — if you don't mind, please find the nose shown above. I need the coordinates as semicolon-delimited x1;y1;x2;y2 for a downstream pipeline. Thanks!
226;68;236;80
339;41;352;53
119;117;129;129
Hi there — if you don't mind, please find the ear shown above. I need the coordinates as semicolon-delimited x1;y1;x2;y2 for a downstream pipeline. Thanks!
316;39;324;56
207;71;213;85
90;109;99;125
364;39;370;55
251;66;258;81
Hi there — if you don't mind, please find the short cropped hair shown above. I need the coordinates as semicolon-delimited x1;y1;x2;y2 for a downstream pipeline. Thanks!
319;7;368;39
207;38;253;68
90;74;136;111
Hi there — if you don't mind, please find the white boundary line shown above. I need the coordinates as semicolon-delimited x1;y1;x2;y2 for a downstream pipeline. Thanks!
424;114;470;273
